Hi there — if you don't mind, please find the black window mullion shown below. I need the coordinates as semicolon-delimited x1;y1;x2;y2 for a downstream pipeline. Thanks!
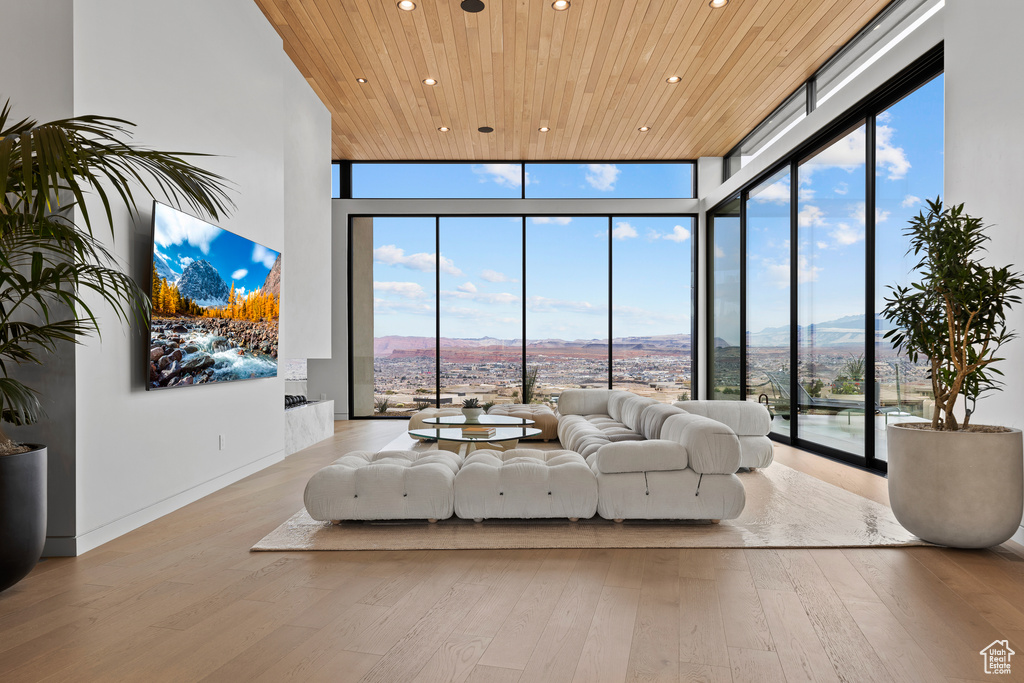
865;116;877;468
790;160;800;443
739;194;748;402
435;217;441;407
692;215;699;401
608;216;614;389
522;216;527;402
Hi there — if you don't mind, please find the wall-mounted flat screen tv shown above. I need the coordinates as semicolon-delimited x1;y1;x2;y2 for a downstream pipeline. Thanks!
148;201;281;390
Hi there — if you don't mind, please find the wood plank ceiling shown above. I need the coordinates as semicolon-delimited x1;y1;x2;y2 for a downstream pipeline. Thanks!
254;0;892;160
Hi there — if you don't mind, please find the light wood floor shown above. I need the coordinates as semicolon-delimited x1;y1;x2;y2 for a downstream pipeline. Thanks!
2;421;1023;683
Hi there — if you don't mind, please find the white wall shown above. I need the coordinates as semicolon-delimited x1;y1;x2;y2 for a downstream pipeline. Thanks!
284;60;333;360
945;0;1024;544
0;0;331;554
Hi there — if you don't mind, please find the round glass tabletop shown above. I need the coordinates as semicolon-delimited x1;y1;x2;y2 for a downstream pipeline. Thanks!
408;426;542;443
422;415;535;427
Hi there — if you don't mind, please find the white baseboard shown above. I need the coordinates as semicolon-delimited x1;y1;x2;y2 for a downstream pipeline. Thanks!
46;449;285;557
335;412;349;420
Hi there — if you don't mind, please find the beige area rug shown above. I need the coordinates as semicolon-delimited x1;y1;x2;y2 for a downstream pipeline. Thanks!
252;457;929;551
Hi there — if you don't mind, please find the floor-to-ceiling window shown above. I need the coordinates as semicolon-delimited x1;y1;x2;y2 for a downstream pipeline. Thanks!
612;217;696;403
745;169;792;436
797;124;868;455
708;58;942;471
873;74;944;460
708;198;741;400
439;217;523;405
525;217;609;397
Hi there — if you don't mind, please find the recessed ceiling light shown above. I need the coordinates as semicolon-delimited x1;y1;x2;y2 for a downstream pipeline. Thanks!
638;126;650;132
461;0;485;12
355;77;367;83
708;0;728;7
397;1;416;10
666;76;681;84
478;126;494;133
538;127;550;132
422;78;437;86
438;126;450;132
552;0;570;10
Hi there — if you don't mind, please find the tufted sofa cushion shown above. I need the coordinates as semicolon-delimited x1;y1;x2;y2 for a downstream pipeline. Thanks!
454;448;598;520
304;449;461;521
486;403;559;440
594;439;688;474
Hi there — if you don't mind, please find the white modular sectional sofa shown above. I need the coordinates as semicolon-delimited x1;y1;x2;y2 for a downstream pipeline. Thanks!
557;389;772;521
304;390;772;524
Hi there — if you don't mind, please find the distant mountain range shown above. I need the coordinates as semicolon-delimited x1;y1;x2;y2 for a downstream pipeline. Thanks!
374;333;693;357
748;314;897;347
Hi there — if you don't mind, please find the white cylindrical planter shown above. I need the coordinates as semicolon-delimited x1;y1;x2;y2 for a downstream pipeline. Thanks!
462;408;484;423
887;423;1024;548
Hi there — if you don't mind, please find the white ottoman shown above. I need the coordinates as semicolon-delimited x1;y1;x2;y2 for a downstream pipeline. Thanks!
487;404;558;441
454;448;598;522
304;449;461;522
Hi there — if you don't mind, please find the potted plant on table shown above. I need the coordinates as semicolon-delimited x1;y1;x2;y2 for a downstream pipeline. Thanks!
0;101;230;592
882;198;1024;548
461;397;483;423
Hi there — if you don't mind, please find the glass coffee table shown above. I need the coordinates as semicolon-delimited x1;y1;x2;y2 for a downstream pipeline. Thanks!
408;425;542;455
422;414;535;427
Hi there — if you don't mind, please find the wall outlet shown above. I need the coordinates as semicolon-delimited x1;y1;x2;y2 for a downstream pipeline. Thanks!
219;434;226;451
320;393;327;400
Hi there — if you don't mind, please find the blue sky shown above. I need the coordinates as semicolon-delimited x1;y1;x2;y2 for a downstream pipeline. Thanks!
352;163;693;199
152;203;279;297
371;214;694;341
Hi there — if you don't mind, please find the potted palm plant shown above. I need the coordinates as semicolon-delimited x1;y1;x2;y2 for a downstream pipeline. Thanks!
0;101;230;592
882;199;1024;548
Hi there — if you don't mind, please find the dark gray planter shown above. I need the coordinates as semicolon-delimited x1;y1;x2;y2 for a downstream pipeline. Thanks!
0;445;47;593
888;424;1023;548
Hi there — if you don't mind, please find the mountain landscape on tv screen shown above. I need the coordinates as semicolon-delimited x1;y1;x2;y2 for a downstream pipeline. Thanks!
149;204;281;389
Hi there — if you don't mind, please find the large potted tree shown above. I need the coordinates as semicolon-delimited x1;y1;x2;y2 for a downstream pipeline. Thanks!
883;199;1024;548
0;101;230;592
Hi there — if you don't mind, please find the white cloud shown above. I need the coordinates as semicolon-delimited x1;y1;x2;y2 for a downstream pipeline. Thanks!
816;241;829;250
830;222;864;246
373;298;434;315
902;194;922;208
765;255;822;288
472;163;522;188
875;124;911;180
231;268;248;280
374;281;427;299
799;205;826;228
527;296;606;315
834;182;849;195
664;224;691;243
584;163;620;191
373;244;463;276
457;281;477;294
531;216;573;225
252;244;278;269
153;206;221;254
799;187;816;201
612;222;638;240
480;269;518;283
802;125;909;180
853;202;890;225
750;178;790;203
178;256;194;270
442;290;520;305
715;245;725;259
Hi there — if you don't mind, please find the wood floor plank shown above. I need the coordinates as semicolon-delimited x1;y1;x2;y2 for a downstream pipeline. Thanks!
716;568;774;652
519;555;611;682
198;624;317;683
458;550;548;639
842;598;948;683
678;578;730;669
757;588;840;683
305;649;381;683
465;664;523;683
477;549;582;669
727;647;787;683
410;632;491;683
677;662;733;683
625;549;680;683
572;586;642;683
